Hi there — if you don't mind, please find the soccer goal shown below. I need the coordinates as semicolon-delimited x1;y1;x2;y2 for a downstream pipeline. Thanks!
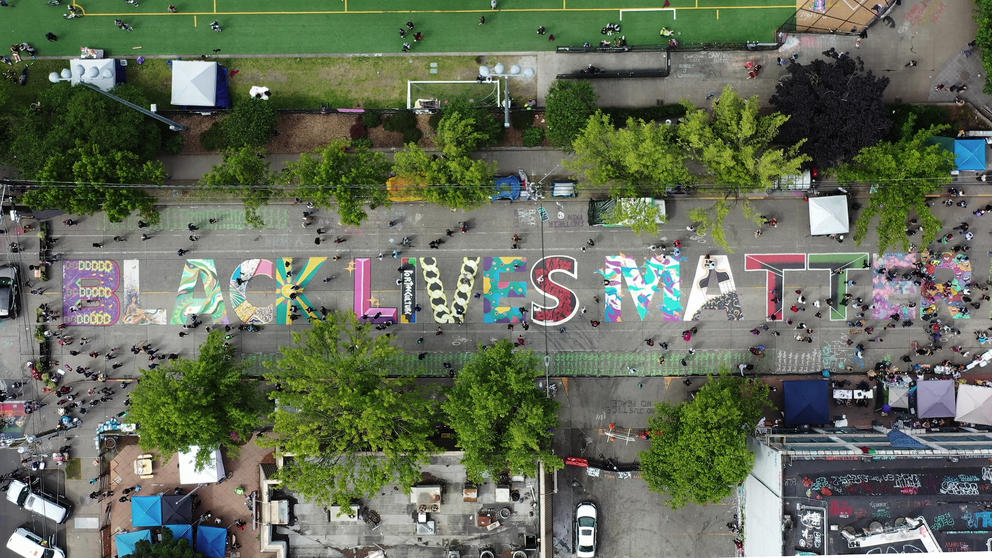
406;79;501;112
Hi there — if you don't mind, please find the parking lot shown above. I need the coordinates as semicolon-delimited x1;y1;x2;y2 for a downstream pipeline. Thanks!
551;377;735;558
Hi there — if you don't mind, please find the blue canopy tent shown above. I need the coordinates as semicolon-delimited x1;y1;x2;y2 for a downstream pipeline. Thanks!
164;524;194;546
196;525;228;558
929;137;987;171
115;529;152;557
783;380;830;426
955;139;987;171
492;175;521;201
131;494;163;527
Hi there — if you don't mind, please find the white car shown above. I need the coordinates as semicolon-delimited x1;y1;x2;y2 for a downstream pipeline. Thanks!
6;479;69;524
574;501;598;558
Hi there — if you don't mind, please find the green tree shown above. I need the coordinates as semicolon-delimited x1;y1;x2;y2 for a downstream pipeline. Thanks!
640;371;770;509
128;331;269;466
567;111;692;197
443;340;562;481
263;312;439;507
222;98;279;149
10;84;165;178
835;118;954;254
545;80;599;149
22;143;163;222
393;143;496;209
132;529;204;558
280;139;391;226
976;0;992;93
201;147;275;228
435;98;503;156
605;197;666;237
678;85;809;250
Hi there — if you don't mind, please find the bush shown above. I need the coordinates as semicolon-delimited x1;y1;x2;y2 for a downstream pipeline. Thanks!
222;98;279;149
886;104;953;142
384;110;422;144
510;110;535;131
161;131;185;155
362;111;382;128
349;117;368;140
522;127;545;147
199;121;225;151
601;105;687;126
351;137;373;149
428;111;444;131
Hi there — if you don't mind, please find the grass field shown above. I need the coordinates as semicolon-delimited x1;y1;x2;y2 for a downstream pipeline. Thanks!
1;0;794;57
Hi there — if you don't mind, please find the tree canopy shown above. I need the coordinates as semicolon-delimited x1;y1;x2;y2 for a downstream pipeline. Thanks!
201;146;275;228
435;98;503;156
545;80;599;149
22;143;163;222
443;339;562;481
567;111;692;198
976;0;992;94
770;56;890;170
640;371;770;509
128;330;269;466
393;143;496;209
835;118;954;254
678;85;809;250
263;312;439;507
9;83;165;178
131;529;204;558
280;139;391;226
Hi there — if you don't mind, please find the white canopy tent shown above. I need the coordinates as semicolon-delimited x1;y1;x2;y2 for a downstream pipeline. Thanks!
808;195;849;236
171;60;217;106
955;384;992;426
69;58;116;92
178;446;226;484
888;385;911;409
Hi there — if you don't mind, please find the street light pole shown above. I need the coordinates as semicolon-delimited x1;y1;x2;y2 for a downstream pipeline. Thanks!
49;70;189;132
478;63;536;129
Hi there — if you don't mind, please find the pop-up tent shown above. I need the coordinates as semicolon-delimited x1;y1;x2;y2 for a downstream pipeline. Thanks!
115;529;152;557
164;524;194;546
955;384;992;425
783;380;830;426
131;495;163;527
179;446;226;484
196;525;228;558
917;379;956;418
955;139;987;171
170;60;232;109
161;494;193;524
888;385;911;409
492;175;521;201
808;195;849;235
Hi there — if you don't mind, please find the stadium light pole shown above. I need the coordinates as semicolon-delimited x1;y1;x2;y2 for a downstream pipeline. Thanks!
49;68;189;132
478;63;535;128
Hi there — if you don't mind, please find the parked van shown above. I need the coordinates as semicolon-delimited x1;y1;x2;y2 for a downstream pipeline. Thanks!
6;479;69;524
6;527;66;558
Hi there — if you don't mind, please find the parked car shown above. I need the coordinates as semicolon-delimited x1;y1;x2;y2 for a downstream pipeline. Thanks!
6;479;69;524
0;263;19;319
574;501;598;558
6;527;66;558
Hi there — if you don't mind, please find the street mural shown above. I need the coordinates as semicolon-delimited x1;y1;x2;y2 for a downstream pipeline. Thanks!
60;251;977;327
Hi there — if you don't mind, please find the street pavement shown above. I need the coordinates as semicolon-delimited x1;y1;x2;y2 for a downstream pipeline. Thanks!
1;1;989;556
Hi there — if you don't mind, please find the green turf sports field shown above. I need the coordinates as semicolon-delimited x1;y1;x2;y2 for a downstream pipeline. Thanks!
1;0;793;57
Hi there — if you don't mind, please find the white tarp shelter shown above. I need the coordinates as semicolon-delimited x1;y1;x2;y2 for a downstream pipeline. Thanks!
171;60;217;106
955;384;992;426
178;446;225;484
888;385;911;409
69;58;116;92
808;195;849;235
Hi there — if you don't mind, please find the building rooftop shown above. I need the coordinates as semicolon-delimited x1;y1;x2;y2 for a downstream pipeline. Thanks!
275;453;540;558
781;455;992;554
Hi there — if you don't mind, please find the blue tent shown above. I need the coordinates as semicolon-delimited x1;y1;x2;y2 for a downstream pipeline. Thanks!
955;139;987;171
196;525;227;558
115;529;152;557
887;429;927;449
783;380;830;426
131;494;163;527
492;175;521;201
164;524;194;546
